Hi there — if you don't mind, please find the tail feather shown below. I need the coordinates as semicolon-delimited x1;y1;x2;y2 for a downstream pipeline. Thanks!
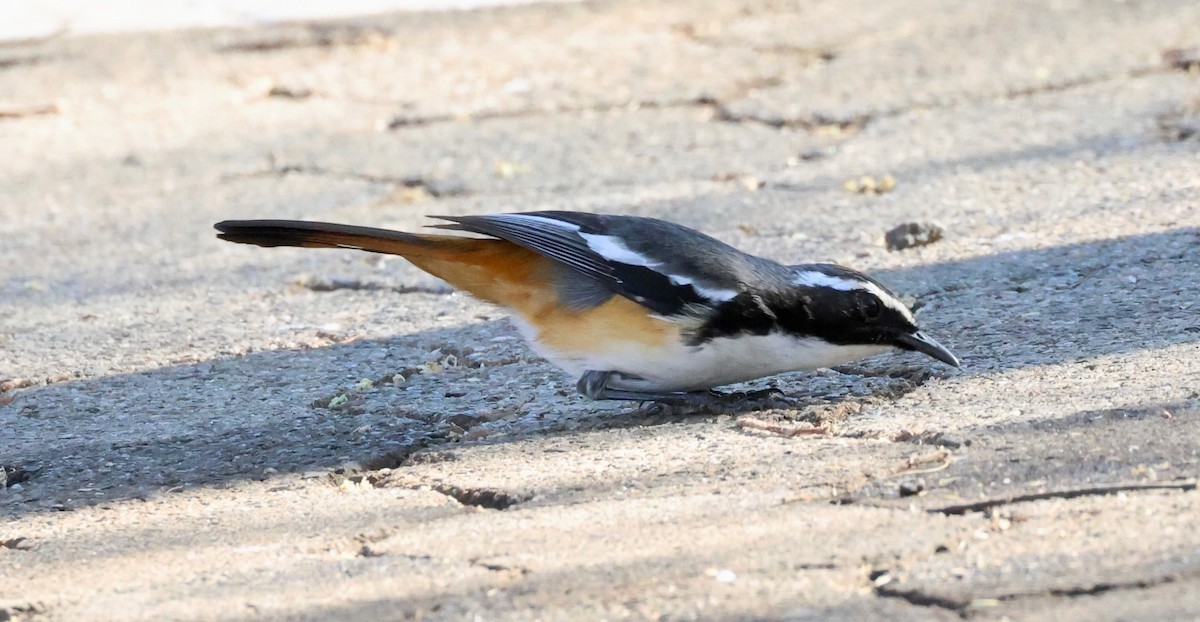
214;218;550;309
214;219;453;255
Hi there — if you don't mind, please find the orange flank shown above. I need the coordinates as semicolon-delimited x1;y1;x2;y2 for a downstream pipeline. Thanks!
400;235;548;307
407;238;676;358
529;295;675;355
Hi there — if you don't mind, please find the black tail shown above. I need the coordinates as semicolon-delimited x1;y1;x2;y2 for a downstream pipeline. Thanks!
214;219;434;254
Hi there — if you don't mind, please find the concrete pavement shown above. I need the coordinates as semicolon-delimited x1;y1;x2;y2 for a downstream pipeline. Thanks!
2;0;1199;619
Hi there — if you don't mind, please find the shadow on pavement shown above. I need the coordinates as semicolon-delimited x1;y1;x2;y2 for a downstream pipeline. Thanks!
4;226;1199;517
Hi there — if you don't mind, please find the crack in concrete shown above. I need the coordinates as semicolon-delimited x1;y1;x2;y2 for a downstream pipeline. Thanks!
291;275;451;296
716;58;1177;137
711;104;874;132
876;568;1198;618
382;84;876;136
998;65;1164;100
386;94;721;130
929;480;1198;516
0;601;47;621
1039;575;1184;599
217;23;394;54
0;102;59;120
874;581;968;617
344;532;525;577
471;558;532;575
718;63;1168;138
0;55;48;71
672;25;838;65
0;536;32;550
430;483;531;510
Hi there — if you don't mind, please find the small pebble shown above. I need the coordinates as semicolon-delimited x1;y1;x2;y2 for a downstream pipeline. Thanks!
933;433;965;449
885;222;945;251
844;174;896;195
424;177;470;198
898;479;925;497
267;84;313;99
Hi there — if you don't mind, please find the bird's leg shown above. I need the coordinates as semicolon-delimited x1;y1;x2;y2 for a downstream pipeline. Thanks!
576;370;713;405
575;371;790;408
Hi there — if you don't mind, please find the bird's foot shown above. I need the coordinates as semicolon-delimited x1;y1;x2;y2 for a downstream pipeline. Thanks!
577;371;793;411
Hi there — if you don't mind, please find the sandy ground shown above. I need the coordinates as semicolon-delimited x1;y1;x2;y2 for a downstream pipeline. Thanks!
2;0;1200;619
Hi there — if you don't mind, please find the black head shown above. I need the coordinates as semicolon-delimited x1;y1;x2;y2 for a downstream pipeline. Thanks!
784;264;960;367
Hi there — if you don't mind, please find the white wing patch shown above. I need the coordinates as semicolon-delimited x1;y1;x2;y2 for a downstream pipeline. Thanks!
664;274;739;302
581;232;739;302
793;269;915;323
579;232;656;267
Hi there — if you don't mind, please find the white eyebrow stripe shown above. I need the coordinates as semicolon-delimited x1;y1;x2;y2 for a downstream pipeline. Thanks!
793;271;864;291
793;269;915;323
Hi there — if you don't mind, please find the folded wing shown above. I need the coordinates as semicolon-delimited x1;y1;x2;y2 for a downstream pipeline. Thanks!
431;212;771;316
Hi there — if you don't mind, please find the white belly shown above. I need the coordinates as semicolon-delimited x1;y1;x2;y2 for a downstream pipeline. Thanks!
514;317;890;392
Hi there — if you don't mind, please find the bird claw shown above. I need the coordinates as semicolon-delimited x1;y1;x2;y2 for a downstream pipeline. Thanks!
708;387;794;410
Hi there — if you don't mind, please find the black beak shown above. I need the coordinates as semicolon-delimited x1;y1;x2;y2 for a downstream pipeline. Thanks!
895;331;960;367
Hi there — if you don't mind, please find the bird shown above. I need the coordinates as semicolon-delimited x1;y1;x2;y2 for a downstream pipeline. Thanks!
214;211;959;405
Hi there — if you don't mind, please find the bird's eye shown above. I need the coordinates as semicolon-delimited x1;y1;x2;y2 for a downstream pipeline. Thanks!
861;297;883;320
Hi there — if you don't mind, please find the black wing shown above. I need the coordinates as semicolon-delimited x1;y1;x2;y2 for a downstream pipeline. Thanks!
431;211;784;316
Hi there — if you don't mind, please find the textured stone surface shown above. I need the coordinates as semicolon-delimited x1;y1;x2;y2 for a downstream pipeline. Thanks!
2;0;1199;619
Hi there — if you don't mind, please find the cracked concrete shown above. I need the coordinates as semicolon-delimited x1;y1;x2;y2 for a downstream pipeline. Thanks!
3;0;1200;620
